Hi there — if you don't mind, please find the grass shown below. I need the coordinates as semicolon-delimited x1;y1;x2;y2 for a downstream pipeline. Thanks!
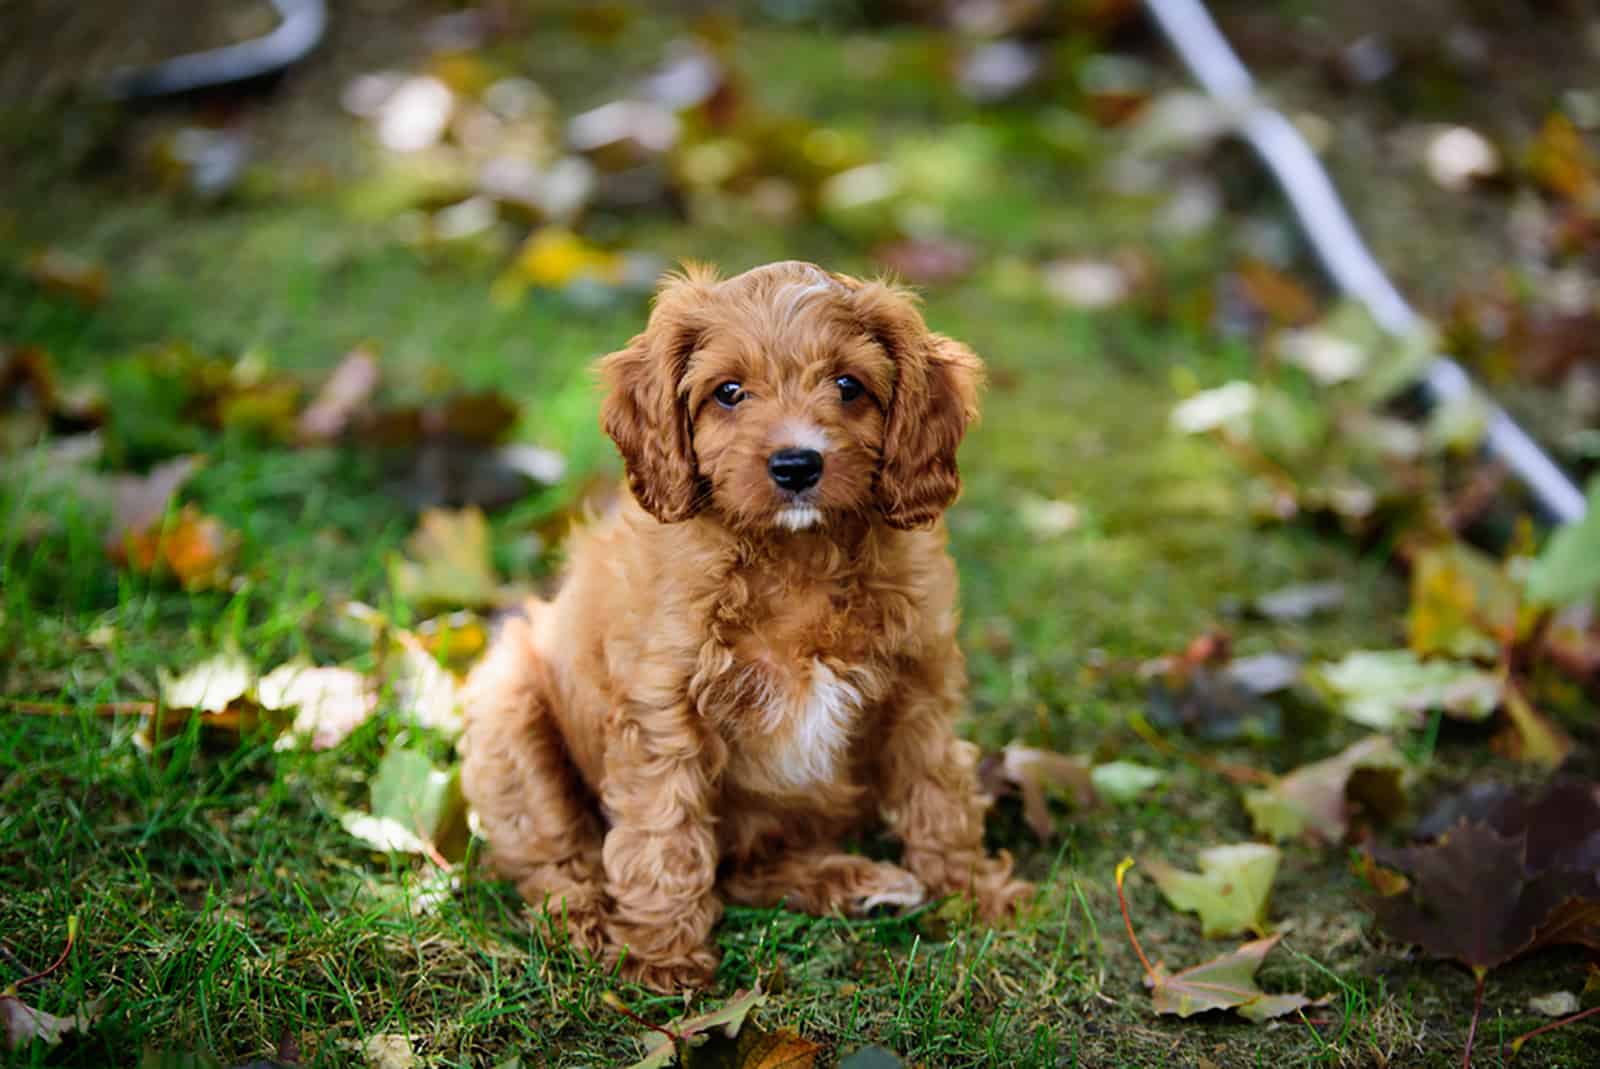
2;4;1596;1067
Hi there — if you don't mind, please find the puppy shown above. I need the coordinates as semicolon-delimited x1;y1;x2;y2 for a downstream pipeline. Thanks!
461;261;1031;992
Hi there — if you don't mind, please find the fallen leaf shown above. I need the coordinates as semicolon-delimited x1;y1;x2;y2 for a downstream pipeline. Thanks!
1312;649;1500;730
1;995;103;1051
1223;653;1303;696
1235;259;1318;326
259;664;377;750
159;651;254;713
702;1027;820;1068
568;100;679;166
390;507;504;611
146;123;252;200
1090;761;1166;803
1527;112;1596;205
122;504;239;591
1495;684;1573;769
376;75;455;153
872;238;976;285
149;651;264;745
956;40;1041;102
1043;258;1131;309
1367;820;1600;974
362;1033;419;1069
340;813;431;855
1144;843;1281;938
1524;476;1600;608
1528;991;1580;1017
495;443;566;486
389;630;464;736
979;744;1095;840
1170;382;1256;436
25;248;107;306
1142;642;1287;743
1415;780;1600;880
1147;934;1312;1022
1426;126;1500;192
621;987;769;1069
1080;53;1151;126
1276;328;1368;385
298;346;381;443
0;347;104;447
412;611;491;674
1244;735;1409;843
494;226;626;303
1250;581;1347;621
1407;542;1519;659
1016;493;1081;538
350;745;468;861
105;455;203;556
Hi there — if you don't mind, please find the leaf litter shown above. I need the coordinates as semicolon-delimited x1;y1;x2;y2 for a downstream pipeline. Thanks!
1144;843;1282;939
1116;859;1316;1023
1244;735;1410;843
609;986;822;1069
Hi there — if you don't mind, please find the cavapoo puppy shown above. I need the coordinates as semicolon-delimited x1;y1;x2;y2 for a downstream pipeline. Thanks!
462;260;1031;992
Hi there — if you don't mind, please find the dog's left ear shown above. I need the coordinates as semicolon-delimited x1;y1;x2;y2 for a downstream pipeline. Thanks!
848;280;985;530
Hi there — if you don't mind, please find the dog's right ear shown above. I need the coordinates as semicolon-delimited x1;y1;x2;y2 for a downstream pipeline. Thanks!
599;270;715;523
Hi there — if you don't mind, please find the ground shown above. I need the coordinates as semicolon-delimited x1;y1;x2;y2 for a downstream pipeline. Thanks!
2;2;1597;1067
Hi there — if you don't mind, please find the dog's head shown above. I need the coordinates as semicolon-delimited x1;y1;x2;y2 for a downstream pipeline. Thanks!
599;261;983;533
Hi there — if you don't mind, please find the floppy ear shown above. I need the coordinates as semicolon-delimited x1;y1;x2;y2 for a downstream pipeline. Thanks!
850;281;985;530
598;274;712;523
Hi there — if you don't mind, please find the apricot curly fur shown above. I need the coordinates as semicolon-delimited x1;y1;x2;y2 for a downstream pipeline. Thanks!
461;261;1032;992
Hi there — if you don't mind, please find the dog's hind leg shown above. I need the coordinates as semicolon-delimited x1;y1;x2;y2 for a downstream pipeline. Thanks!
462;613;608;954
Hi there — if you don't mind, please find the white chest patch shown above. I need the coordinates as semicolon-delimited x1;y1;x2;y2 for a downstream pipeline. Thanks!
763;660;862;789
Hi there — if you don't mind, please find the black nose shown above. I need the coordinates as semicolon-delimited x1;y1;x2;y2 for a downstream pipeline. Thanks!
768;448;823;492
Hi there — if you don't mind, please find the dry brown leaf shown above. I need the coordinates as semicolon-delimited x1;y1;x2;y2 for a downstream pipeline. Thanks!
105;455;203;556
1235;259;1318;326
299;345;381;443
1;995;103;1051
979;744;1094;840
121;504;239;591
25;248;107;306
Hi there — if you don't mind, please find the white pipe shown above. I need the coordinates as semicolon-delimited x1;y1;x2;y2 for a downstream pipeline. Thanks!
106;0;327;100
1145;0;1587;523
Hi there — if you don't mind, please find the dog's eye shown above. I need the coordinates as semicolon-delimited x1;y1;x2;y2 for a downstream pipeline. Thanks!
835;375;864;403
713;381;745;408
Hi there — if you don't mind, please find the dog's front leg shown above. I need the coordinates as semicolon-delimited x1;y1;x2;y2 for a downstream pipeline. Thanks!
598;693;725;992
876;657;1033;922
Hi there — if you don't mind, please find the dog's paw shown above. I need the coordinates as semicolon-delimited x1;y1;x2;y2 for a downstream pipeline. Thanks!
974;876;1035;924
848;863;928;915
519;874;609;954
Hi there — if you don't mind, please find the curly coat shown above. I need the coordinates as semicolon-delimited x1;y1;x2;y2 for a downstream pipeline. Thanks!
461;261;1031;992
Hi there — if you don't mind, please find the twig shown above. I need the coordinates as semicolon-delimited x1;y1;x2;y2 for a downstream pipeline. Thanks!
1114;858;1156;981
601;990;681;1044
1;916;78;996
0;699;156;718
1129;713;1273;786
1509;1003;1600;1056
1462;971;1486;1069
412;818;454;873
